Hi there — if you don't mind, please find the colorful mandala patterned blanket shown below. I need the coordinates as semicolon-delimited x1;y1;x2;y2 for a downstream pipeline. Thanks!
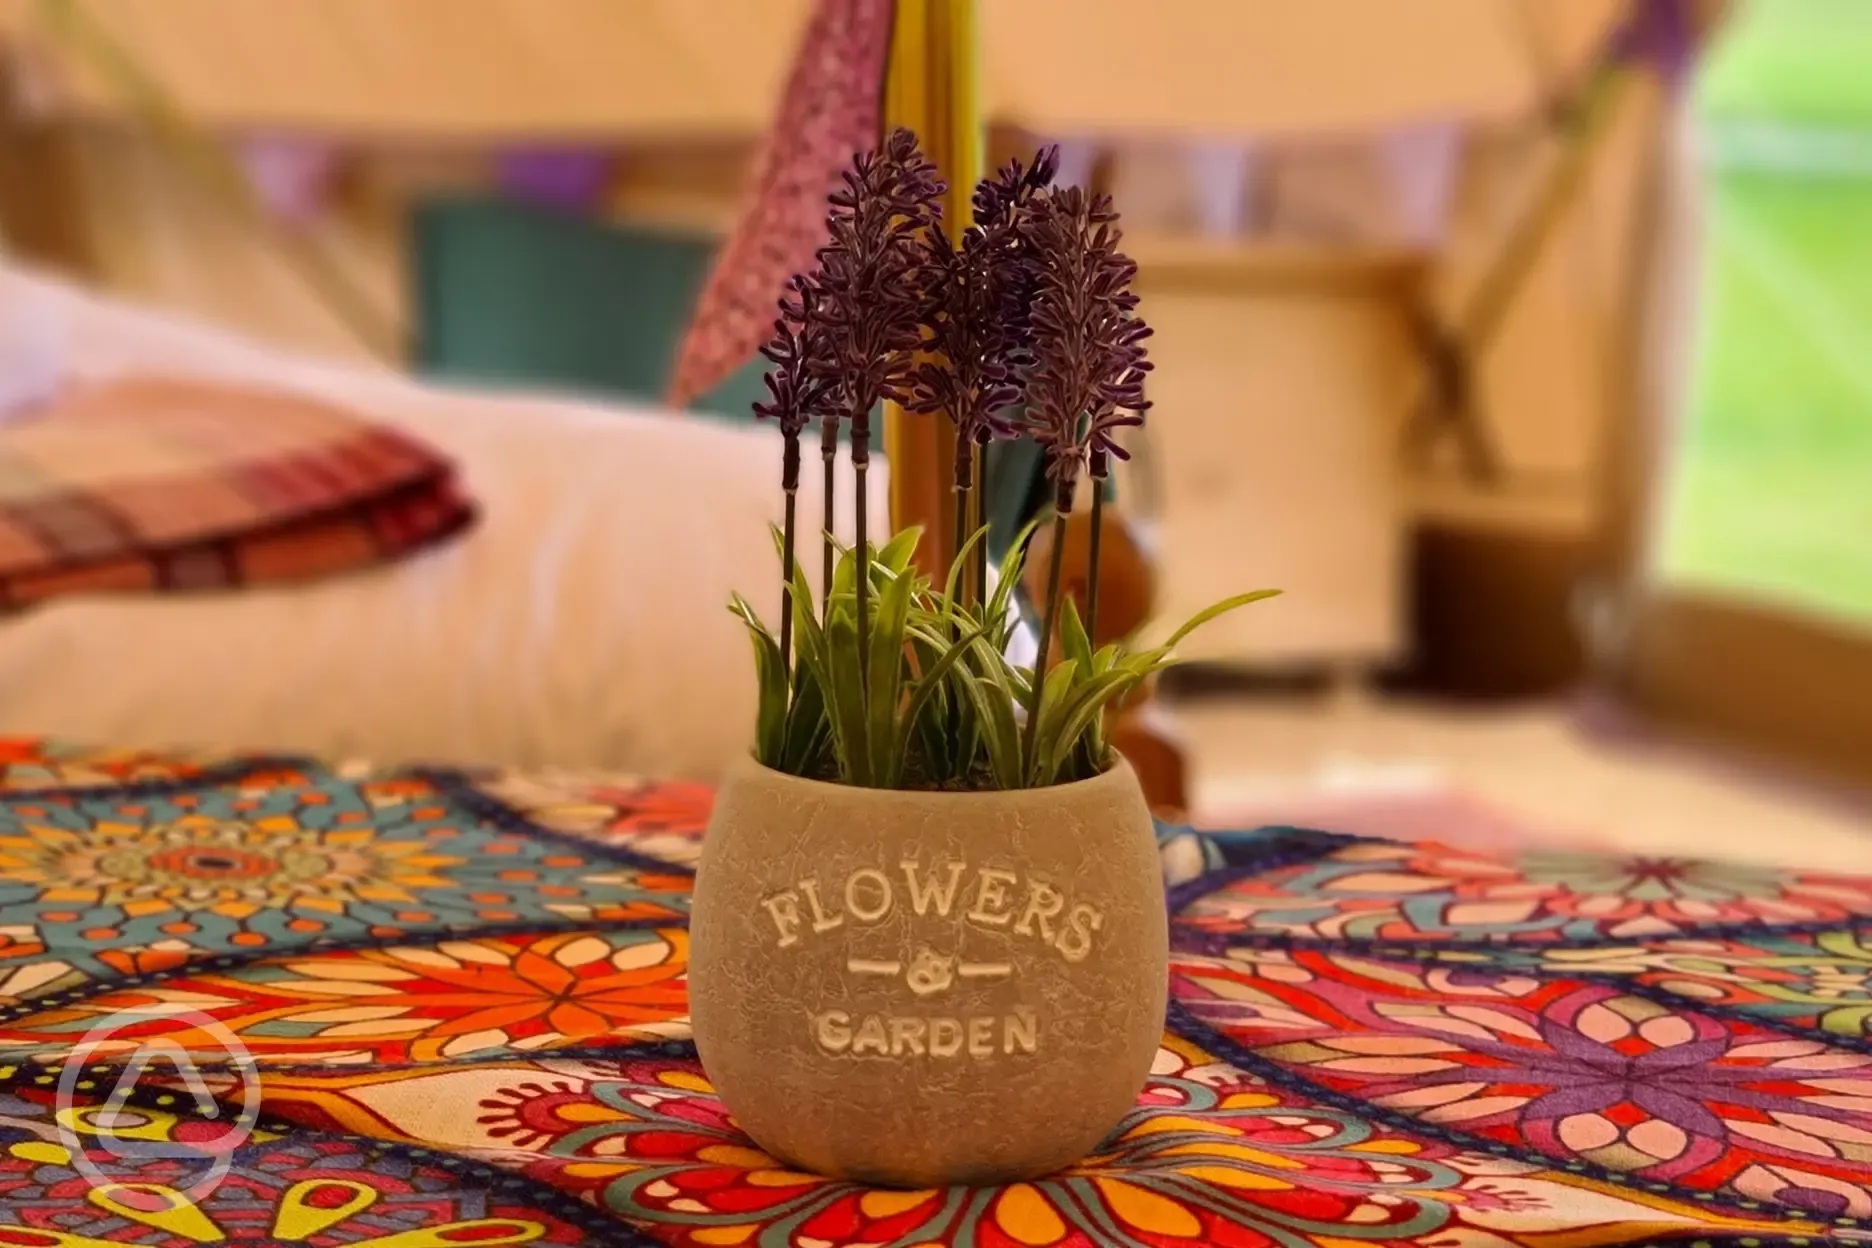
2;741;1871;1247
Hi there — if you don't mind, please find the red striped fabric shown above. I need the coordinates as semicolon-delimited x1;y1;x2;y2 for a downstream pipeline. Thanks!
0;376;474;607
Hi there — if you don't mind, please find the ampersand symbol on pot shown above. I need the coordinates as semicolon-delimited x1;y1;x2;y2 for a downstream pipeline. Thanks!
904;947;956;996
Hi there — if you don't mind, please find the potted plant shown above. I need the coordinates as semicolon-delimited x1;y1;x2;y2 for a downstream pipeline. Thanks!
689;129;1276;1189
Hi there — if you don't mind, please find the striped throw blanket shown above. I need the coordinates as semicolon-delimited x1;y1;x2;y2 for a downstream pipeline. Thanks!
0;376;473;605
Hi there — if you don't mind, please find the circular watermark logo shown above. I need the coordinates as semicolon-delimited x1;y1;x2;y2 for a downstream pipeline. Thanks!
54;1008;261;1202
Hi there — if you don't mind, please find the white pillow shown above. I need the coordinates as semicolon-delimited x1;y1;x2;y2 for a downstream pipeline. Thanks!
0;266;885;782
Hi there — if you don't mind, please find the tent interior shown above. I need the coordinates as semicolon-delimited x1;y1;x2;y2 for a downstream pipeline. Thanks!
0;0;1864;867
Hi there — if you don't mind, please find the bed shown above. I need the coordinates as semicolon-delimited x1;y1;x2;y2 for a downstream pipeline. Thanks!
0;262;885;782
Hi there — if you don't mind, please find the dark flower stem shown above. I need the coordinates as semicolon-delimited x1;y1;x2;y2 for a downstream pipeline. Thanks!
853;410;871;687
951;439;971;608
974;437;990;608
1024;183;1152;745
752;278;826;702
809;129;944;691
820;418;838;611
1087;476;1104;647
1086;445;1112;646
778;393;802;680
1022;506;1071;781
779;485;798;682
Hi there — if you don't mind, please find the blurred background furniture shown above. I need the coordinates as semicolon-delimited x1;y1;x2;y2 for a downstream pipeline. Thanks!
14;0;1867;821
410;199;770;417
0;2;1654;698
1130;239;1420;673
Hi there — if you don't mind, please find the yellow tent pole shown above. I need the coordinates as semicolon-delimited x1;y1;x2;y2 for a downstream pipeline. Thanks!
882;0;981;576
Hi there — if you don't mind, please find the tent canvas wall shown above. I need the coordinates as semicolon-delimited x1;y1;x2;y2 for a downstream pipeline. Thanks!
0;0;1628;364
0;0;1657;678
2;1;1621;138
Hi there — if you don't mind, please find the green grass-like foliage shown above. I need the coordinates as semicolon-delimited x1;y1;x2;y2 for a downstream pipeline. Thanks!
733;524;1277;790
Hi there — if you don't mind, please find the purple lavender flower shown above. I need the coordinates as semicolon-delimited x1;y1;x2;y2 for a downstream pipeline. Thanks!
811;127;946;682
753;272;842;677
1023;185;1153;511
754;274;840;494
906;147;1059;599
812;128;946;434
908;146;1060;472
1019;183;1151;775
971;145;1060;355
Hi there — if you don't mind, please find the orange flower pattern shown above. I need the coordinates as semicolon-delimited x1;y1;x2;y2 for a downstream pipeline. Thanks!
0;928;690;1066
0;738;1866;1246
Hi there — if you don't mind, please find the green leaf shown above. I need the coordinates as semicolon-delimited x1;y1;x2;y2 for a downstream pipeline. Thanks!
736;522;1232;791
1083;649;1123;762
866;566;916;787
1163;589;1282;650
790;596;839;763
963;635;1026;789
788;555;843;763
944;524;992;606
983;514;1045;643
1027;658;1081;786
1041;666;1145;785
939;674;982;784
897;618;996;773
954;666;1015;790
831;540;859;603
728;594;787;767
928;523;990;655
998;513;1046;584
788;561;827;661
1070;730;1102;785
913;681;956;783
877;526;924;578
1058;595;1094;676
1117;645;1171;675
951;690;982;786
905;621;962;652
823;604;871;786
780;656;831;776
905;615;965;784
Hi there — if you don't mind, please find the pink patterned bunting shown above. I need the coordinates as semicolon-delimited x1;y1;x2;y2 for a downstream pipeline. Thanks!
665;0;895;409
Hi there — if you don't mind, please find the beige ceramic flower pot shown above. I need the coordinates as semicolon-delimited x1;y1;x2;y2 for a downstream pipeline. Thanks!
690;755;1168;1188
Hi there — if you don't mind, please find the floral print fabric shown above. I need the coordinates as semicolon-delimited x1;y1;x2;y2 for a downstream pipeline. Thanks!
0;739;1866;1246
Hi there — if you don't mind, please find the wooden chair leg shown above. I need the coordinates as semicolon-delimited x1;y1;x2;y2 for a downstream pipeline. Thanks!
1111;704;1189;821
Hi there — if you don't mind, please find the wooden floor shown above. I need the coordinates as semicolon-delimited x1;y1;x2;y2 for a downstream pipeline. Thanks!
1173;694;1872;872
